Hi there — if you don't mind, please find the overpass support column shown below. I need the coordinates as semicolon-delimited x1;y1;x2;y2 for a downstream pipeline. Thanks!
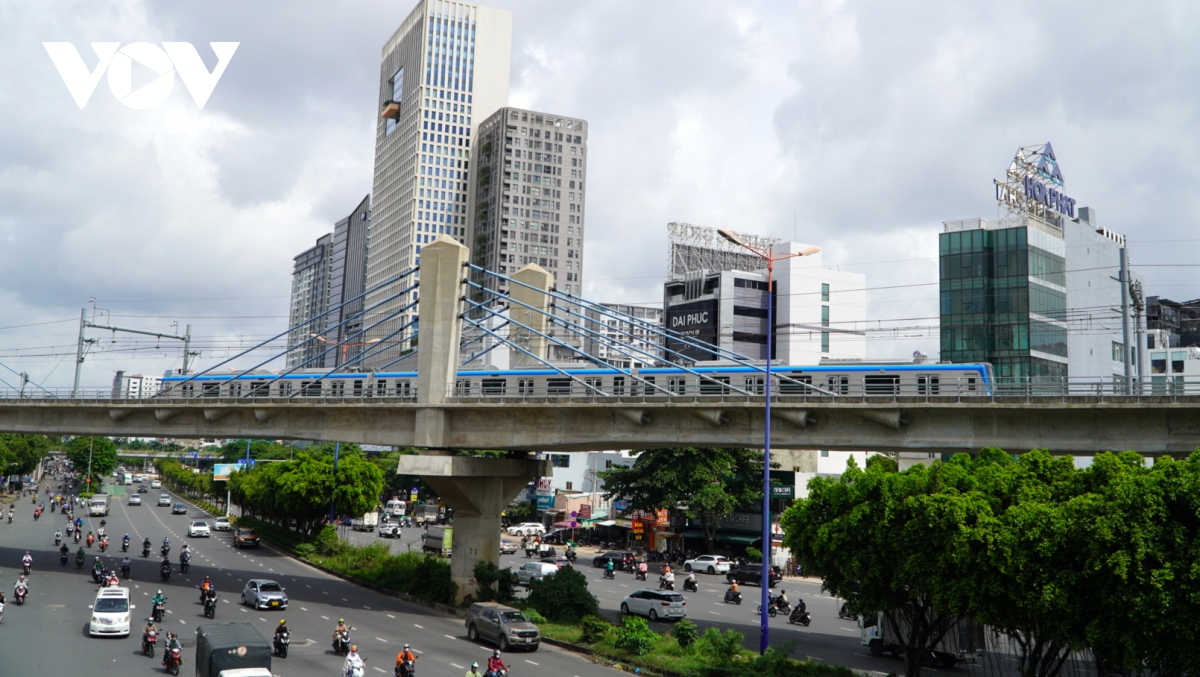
414;235;469;447
398;455;551;601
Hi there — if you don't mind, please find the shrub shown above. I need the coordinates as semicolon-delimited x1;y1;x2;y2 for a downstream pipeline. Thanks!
314;524;344;556
522;608;547;624
697;627;746;663
78;491;95;500
473;560;519;603
294;543;316;558
414;555;457;604
580;614;611;644
672;618;700;650
745;547;763;562
526;566;599;623
612;615;659;656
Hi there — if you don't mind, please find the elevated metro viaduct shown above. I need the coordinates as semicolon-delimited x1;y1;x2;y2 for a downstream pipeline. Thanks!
8;237;1200;598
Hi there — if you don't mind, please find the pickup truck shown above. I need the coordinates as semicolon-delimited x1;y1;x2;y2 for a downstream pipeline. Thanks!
725;562;782;588
195;622;272;677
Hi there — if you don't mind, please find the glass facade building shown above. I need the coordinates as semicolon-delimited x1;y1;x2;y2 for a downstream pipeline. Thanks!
939;220;1069;380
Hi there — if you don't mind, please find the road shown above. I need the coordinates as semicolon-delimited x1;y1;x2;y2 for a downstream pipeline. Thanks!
0;485;616;677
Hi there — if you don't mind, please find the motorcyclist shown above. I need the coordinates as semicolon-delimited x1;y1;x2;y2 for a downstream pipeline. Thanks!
660;568;675;588
143;537;152;556
604;559;615;578
142;618;158;648
200;575;214;599
343;645;365;676
275;618;290;639
14;575;28;597
121;556;132;578
59;542;70;562
775;589;789;610
152;589;166;607
122;534;130;550
86;531;94;547
637;559;648;580
684;571;697;591
162;631;183;667
54;529;62;544
75;547;86;567
395;643;418;677
466;661;484;677
22;551;32;571
486;649;508;676
726;580;740;600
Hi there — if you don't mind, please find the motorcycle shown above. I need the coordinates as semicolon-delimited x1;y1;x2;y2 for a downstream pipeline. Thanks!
5;513;10;524
75;553;85;569
152;600;166;622
99;539;108;553
394;659;415;677
180;552;190;574
756;597;792;618
86;534;94;548
13;586;27;605
54;534;61;546
787;607;812;626
203;595;217;619
683;577;698;593
121;540;129;553
142;629;158;657
160;563;172;582
485;670;507;677
92;568;105;584
60;552;68;566
603;569;615;580
22;562;31;576
273;630;290;659
837;603;858;621
348;663;366;677
724;589;742;605
161;544;170;558
74;531;81;544
659;576;675;591
142;543;151;558
634;570;647;582
121;562;131;579
332;627;353;655
164;646;183;676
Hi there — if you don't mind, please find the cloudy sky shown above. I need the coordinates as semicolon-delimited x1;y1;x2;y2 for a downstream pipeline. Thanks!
1;0;1197;391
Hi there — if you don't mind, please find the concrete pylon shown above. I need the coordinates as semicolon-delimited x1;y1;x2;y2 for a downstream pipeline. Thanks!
398;455;551;601
508;264;553;368
415;235;469;447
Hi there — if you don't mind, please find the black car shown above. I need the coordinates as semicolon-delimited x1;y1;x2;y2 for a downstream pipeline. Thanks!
726;563;782;587
592;551;634;570
137;486;148;493
171;503;187;515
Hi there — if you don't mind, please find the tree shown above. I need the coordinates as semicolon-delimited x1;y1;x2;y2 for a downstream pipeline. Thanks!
599;448;761;553
66;436;118;482
780;456;990;677
229;451;385;535
1;434;52;475
526;566;599;623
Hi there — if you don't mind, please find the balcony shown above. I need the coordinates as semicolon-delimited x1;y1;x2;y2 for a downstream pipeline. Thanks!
381;101;401;120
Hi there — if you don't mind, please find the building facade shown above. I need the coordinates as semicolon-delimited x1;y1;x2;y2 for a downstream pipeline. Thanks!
469;107;588;298
327;195;371;367
583;303;662;368
363;0;512;368
1147;297;1200;349
112;372;162;399
662;234;866;364
287;233;333;369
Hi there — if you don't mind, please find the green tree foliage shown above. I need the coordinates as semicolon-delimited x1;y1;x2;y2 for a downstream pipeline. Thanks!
156;459;216;504
66;436;118;480
599;448;762;553
672;618;701;650
579;615;611;644
230;450;384;535
219;439;296;462
0;434;53;476
611;615;659;655
525;566;599;623
472;560;518;604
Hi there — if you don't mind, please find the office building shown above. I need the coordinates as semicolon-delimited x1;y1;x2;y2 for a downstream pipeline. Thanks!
583;303;663;368
287;233;333;369
1147;297;1200;348
940;143;1142;384
662;225;866;364
327;195;371;367
363;0;513;367
112;372;162;399
469;107;588;297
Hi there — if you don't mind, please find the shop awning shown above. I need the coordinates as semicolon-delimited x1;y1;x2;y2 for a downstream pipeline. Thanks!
681;530;761;546
589;519;617;527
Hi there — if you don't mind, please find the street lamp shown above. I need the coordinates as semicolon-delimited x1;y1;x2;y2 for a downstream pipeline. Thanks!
717;228;820;655
309;333;382;366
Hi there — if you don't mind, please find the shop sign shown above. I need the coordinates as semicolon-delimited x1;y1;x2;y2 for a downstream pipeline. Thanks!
579;504;592;519
535;495;554;510
655;508;669;525
631;519;645;535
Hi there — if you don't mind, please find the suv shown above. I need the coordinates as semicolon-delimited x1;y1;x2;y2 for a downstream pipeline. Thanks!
234;528;260;549
212;517;232;531
516;561;559;586
88;586;135;636
188;520;211;537
592;550;634;570
725;562;782;588
465;602;541;652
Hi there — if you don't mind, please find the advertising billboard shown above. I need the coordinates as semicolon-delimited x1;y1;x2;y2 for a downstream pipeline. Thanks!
666;299;718;361
212;463;245;481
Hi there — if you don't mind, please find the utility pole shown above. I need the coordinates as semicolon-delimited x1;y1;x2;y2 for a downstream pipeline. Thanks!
73;309;87;398
1119;247;1132;394
329;442;341;524
73;309;194;396
85;439;94;494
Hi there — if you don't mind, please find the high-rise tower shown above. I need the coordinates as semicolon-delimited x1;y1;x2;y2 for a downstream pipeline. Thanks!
364;0;512;367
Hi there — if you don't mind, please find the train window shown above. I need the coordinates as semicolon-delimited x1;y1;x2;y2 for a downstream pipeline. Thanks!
518;378;534;396
668;377;687;395
329;381;345;397
482;378;507;396
250;381;270;397
778;375;812;395
374;380;387;397
302;381;321;397
612;376;626;395
229;382;243;399
547;378;571;395
966;377;977;392
396;380;412;397
352;380;364;397
744;376;764;395
865;375;900;395
455;379;472;396
917;375;940;395
202;383;220;398
584;377;602;394
827;376;849;395
180;383;196;398
700;376;730;395
279;381;293;397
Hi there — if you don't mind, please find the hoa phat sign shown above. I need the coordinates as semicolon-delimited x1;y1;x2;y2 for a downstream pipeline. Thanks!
994;142;1077;220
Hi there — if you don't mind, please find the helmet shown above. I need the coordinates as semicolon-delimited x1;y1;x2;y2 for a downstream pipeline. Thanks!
147;619;155;625
494;650;501;657
157;590;162;594
279;619;286;625
472;662;479;668
338;618;345;623
404;644;410;649
350;645;358;652
205;576;210;580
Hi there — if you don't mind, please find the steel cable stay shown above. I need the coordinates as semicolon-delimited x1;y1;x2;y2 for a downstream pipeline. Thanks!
458;313;608;398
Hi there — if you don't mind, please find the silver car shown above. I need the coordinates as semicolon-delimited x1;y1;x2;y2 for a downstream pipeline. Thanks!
465;602;540;651
515;562;559;586
241;579;288;610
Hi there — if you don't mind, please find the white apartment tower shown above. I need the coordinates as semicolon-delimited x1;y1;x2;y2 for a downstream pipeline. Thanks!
364;0;512;368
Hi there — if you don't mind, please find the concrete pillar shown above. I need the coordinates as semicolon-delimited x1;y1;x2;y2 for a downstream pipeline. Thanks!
398;455;551;601
508;264;553;368
415;235;469;447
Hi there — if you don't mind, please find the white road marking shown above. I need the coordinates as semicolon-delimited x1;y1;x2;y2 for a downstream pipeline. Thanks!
301;607;308;611
386;614;395;619
451;664;464;670
525;660;539;666
413;624;423;629
322;615;330;620
375;637;388;642
373;669;386;674
363;605;371;610
444;634;457;640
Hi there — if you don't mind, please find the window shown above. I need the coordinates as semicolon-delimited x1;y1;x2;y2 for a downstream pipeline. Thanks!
827;375;849;395
1112;341;1126;364
821;332;830;353
667;377;687;395
699;376;730;395
744;376;764;395
612;376;625;395
565;481;573;491
518;378;535;395
386;67;404;136
550;454;570;468
482;378;507;395
455;379;471;396
547;378;571;395
917;375;940;395
777;374;812;395
820;450;829;457
821;283;830;302
821;306;830;327
865;375;900;395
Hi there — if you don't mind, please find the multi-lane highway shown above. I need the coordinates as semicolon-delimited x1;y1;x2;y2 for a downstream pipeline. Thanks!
0;484;613;677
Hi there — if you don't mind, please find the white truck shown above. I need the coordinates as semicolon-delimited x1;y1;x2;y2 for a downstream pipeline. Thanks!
350;512;379;532
384;498;407;518
861;611;985;668
423;525;453;556
88;493;111;517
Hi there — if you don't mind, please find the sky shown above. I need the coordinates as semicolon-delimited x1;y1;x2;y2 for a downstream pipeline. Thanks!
1;0;1198;392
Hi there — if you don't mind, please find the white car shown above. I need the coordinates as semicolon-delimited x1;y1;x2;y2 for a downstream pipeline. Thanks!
188;520;211;537
620;589;687;621
683;555;731;574
212;517;232;531
89;586;134;636
128;495;141;506
157;494;171;507
506;522;546;536
150;480;161;489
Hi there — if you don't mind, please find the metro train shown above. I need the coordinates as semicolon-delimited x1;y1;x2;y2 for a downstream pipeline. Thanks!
158;362;993;399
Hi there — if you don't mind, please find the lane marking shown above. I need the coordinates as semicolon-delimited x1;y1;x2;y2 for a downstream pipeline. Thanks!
525;660;539;666
413;624;423;629
451;664;464;670
444;634;457;640
375;637;388;642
